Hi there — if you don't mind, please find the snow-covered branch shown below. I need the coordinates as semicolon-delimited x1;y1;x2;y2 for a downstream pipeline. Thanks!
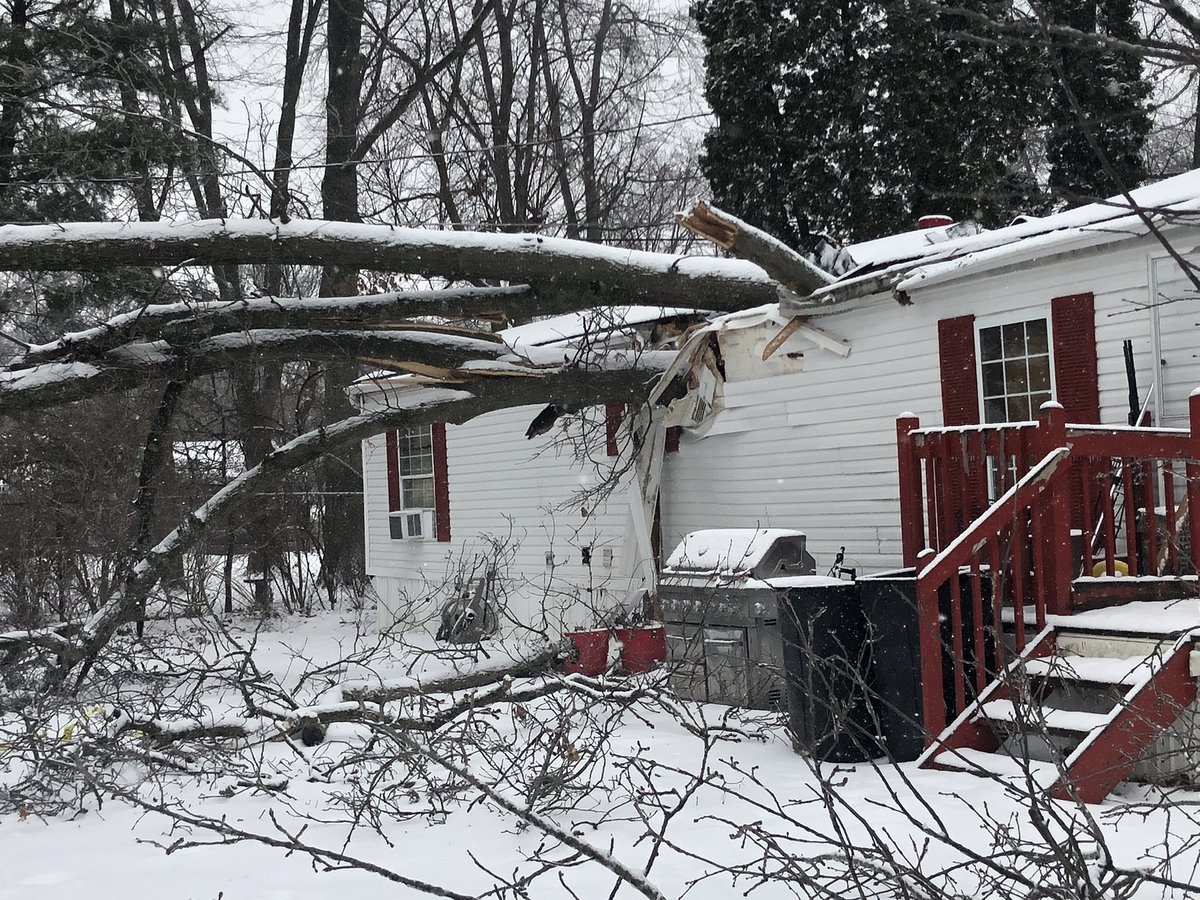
0;218;783;311
17;286;526;367
0;329;509;415
676;201;835;296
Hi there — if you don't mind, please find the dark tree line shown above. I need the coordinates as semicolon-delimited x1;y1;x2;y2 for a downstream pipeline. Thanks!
697;0;1152;248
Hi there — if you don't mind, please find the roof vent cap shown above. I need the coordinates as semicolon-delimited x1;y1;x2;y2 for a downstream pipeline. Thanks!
917;214;954;230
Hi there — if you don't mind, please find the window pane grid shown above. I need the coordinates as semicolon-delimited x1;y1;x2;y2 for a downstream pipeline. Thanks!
395;425;435;511
979;319;1051;423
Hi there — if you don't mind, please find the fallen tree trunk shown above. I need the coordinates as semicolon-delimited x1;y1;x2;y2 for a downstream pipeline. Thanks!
0;219;783;312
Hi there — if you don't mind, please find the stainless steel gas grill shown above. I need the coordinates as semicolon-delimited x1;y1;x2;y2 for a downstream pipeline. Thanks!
659;529;817;708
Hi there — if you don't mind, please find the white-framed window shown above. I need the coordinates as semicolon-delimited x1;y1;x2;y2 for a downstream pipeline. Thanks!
389;425;436;540
977;317;1053;423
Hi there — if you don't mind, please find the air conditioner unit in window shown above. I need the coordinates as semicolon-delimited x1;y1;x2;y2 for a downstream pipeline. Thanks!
390;508;435;540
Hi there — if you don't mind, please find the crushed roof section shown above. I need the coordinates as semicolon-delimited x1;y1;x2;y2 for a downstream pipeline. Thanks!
350;305;711;395
500;306;706;347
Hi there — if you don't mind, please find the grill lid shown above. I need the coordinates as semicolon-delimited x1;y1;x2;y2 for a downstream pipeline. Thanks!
663;528;814;580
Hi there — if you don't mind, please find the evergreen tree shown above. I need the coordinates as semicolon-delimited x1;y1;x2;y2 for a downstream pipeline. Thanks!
0;0;211;341
870;1;1050;232
1044;0;1150;200
0;0;203;226
694;0;803;247
696;0;1067;245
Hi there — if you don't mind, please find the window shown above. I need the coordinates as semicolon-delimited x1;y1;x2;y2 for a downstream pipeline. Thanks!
386;425;446;540
396;426;435;509
979;318;1052;423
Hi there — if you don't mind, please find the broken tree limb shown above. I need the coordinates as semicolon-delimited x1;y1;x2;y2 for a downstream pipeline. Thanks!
109;667;654;749
0;330;510;415
18;287;519;368
675;202;834;295
0;219;783;312
763;318;853;360
403;738;669;900
761;316;805;361
340;642;565;704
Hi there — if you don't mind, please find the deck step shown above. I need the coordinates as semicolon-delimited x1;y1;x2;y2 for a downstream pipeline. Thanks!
922;624;1197;803
932;748;1059;786
977;700;1111;738
1022;655;1148;687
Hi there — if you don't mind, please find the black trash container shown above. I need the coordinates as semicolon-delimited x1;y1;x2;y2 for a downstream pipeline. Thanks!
858;568;995;762
777;579;880;763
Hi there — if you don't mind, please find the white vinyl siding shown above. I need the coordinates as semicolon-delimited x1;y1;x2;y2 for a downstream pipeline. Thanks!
661;232;1165;578
359;227;1200;632
360;398;637;633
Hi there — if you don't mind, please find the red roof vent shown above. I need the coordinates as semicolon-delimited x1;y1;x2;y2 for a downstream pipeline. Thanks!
918;214;954;230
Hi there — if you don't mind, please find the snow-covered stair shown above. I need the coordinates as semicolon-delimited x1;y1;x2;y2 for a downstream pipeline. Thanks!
920;625;1198;803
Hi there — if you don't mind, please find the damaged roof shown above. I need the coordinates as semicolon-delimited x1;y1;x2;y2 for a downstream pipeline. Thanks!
786;168;1200;314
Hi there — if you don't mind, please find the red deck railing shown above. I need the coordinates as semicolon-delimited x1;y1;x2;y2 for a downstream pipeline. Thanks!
897;396;1200;741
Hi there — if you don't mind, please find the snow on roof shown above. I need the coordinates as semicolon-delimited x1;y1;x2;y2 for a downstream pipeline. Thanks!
350;306;709;395
664;528;806;574
801;169;1200;307
500;306;705;347
841;220;987;271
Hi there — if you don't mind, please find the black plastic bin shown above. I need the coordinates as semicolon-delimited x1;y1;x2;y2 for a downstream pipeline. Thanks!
777;581;880;763
858;568;995;762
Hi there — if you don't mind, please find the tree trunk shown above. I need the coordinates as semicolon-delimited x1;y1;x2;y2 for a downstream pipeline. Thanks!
0;220;782;312
0;0;30;208
319;0;368;595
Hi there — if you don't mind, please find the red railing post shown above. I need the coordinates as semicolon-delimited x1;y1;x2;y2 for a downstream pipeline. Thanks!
897;414;924;567
1188;393;1200;574
1038;401;1073;616
915;548;945;743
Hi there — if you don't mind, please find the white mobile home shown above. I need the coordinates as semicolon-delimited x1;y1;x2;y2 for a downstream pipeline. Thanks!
351;307;706;634
356;170;1200;634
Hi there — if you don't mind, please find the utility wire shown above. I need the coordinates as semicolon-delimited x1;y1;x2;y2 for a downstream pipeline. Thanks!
0;112;711;189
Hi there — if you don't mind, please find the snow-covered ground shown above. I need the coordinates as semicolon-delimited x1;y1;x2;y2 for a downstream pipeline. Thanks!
3;609;1200;899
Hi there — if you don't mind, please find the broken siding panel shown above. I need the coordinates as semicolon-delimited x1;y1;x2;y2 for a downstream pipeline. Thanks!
663;298;943;577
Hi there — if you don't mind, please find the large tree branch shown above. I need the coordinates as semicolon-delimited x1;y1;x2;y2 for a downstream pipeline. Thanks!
18;286;534;368
0;219;782;311
675;202;834;296
0;329;512;415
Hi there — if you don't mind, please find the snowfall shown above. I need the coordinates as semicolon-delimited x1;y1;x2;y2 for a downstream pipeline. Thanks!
3;603;1200;900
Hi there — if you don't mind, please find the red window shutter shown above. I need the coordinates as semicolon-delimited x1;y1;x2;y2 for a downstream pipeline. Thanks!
385;430;401;512
1051;292;1099;423
432;422;451;542
937;314;979;425
605;403;623;457
665;425;681;453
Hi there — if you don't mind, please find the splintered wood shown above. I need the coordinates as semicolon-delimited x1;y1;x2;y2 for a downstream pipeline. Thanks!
675;201;832;296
